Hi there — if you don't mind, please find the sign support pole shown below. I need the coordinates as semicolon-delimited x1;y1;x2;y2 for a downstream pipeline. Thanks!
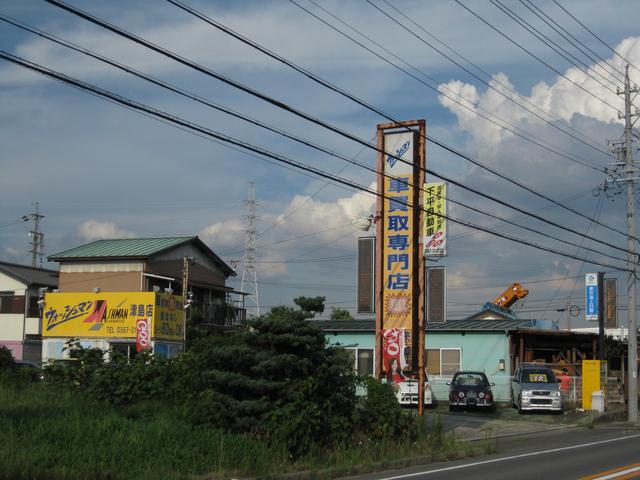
598;271;605;361
374;119;426;416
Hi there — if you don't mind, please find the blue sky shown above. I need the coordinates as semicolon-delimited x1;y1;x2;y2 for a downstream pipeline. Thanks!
1;0;640;324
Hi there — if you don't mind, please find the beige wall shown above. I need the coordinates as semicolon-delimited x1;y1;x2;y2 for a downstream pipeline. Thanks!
0;271;27;293
0;314;23;341
59;271;143;292
25;316;41;335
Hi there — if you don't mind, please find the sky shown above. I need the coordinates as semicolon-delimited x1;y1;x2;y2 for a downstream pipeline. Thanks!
1;0;640;326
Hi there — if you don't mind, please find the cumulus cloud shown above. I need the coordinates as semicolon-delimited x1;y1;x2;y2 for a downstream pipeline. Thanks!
438;37;640;152
77;219;136;242
272;183;377;242
199;218;246;249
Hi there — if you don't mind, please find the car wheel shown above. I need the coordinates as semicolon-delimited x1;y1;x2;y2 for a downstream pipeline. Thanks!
517;395;524;414
512;390;517;408
449;404;456;412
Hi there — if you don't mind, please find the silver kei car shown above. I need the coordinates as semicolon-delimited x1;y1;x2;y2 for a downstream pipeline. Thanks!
511;363;562;414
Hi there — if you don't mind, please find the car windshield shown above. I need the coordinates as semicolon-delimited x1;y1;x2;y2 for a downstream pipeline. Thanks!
523;368;555;383
453;373;486;386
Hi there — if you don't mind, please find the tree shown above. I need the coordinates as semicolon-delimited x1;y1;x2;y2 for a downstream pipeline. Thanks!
174;308;356;457
330;307;353;320
293;296;326;318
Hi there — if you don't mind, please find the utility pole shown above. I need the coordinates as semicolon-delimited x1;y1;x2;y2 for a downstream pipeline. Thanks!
240;182;260;317
618;65;638;422
23;202;45;267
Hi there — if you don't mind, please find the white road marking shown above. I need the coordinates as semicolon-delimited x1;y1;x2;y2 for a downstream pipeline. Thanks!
376;433;640;480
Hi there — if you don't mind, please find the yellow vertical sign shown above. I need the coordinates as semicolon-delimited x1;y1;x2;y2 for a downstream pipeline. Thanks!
582;360;601;410
424;182;447;256
382;131;414;330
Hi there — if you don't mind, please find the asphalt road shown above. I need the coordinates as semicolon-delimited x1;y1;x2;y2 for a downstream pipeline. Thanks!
343;424;640;480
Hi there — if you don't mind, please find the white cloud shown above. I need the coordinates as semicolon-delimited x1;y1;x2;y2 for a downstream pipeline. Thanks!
199;218;245;249
77;219;136;242
438;37;640;152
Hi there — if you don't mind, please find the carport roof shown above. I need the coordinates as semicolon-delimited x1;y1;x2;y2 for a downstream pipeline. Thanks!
310;318;532;332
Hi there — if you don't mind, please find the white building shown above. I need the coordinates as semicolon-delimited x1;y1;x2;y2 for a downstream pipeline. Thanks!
0;261;58;363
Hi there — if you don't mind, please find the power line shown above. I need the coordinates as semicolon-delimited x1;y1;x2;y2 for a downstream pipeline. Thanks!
490;0;619;93
295;0;607;172
42;0;627;249
539;190;604;320
1;50;631;274
552;0;640;76
454;0;622;112
16;9;626;253
364;0;614;159
518;0;626;82
159;0;637;245
375;0;613;154
43;0;636;244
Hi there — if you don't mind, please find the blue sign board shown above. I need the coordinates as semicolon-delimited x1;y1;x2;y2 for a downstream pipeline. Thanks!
585;273;598;321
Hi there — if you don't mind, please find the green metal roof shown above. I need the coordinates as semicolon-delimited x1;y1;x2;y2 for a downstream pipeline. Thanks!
49;237;194;260
310;318;533;332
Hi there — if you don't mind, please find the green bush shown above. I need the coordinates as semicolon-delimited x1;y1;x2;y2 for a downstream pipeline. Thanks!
37;311;416;459
355;376;415;439
0;346;13;371
174;312;357;457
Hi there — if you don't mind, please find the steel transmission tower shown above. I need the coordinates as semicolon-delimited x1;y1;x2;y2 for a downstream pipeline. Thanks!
240;182;260;317
22;202;45;267
603;66;639;422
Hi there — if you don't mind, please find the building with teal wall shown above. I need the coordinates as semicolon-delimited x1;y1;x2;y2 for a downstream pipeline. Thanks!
312;318;532;403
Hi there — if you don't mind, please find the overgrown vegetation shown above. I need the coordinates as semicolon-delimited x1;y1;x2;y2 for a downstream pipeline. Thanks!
0;309;458;479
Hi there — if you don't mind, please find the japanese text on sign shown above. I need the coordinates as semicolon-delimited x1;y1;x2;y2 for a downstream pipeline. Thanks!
423;182;447;256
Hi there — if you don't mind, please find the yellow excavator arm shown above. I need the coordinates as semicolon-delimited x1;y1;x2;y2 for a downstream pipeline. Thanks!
492;283;529;309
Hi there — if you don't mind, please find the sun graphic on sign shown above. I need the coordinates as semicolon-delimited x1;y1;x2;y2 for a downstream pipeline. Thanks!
384;293;411;317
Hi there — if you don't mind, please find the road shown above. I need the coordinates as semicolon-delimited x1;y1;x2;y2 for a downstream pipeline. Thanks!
344;424;640;480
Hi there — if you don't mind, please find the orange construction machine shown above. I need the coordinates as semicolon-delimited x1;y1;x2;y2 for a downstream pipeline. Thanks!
491;283;529;309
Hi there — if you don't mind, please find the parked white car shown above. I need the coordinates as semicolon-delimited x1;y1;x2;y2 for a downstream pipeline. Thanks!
512;363;562;414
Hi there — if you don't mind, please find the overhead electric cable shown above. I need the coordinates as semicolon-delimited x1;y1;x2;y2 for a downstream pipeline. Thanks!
490;0;619;92
374;0;611;155
552;0;640;76
44;0;637;244
539;191;604;320
157;0;636;242
364;0;611;156
297;0;606;170
454;0;622;112
2;15;626;261
0;50;631;273
519;0;626;82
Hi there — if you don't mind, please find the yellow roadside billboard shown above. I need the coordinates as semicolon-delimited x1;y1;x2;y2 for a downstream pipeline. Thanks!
42;292;185;341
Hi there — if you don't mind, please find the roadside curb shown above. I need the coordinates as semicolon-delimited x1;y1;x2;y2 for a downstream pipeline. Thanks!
591;409;627;425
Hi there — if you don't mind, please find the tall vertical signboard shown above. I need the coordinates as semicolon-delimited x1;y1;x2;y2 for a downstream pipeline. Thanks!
585;273;598;321
423;182;447;256
375;120;426;414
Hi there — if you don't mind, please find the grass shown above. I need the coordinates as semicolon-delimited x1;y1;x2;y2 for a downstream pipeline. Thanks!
0;382;474;480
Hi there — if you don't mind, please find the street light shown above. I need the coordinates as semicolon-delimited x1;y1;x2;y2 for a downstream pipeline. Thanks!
352;214;380;232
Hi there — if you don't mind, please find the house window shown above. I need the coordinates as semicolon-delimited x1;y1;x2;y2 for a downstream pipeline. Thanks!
110;342;137;360
0;294;25;314
426;348;461;377
441;349;461;376
345;348;375;376
357;349;374;376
